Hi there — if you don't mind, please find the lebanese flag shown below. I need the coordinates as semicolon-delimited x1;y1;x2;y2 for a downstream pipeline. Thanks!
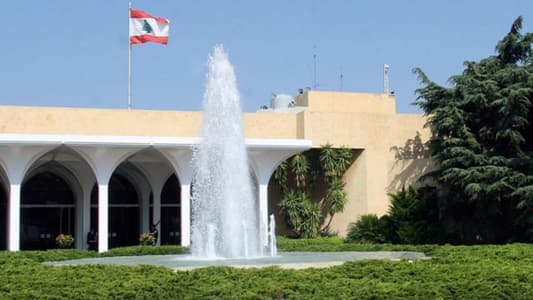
129;9;169;45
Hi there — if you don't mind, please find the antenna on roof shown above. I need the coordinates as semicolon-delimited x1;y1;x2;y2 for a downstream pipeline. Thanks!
383;64;390;94
313;46;317;89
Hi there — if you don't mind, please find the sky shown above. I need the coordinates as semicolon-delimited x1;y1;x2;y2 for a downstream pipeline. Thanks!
0;1;531;113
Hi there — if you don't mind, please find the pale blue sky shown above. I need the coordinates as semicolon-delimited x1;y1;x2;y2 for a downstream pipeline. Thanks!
0;1;531;113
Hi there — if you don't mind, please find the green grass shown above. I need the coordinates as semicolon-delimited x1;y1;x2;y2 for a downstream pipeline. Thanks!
0;241;531;299
278;236;440;254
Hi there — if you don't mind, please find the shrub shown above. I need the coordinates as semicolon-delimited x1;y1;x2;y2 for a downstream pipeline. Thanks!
1;243;532;298
346;214;387;243
55;234;74;249
388;186;443;244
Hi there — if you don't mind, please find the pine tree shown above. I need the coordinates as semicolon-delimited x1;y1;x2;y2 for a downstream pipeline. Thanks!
414;17;533;243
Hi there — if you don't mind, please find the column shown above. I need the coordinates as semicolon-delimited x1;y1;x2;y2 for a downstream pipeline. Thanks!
180;184;191;247
97;184;108;253
140;189;151;235
152;185;162;246
81;182;92;249
75;193;83;249
258;182;269;247
7;183;20;251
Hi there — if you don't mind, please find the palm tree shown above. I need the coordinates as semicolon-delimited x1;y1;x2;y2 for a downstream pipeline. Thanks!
322;177;347;231
290;153;309;189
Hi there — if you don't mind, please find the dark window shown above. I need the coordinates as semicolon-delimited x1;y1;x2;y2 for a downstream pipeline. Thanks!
91;174;140;248
21;172;74;250
160;174;181;245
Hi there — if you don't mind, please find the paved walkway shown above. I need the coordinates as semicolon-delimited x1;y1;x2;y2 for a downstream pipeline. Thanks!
48;251;428;271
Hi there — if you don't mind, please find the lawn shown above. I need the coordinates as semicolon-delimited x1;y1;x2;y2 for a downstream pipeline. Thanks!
0;238;531;299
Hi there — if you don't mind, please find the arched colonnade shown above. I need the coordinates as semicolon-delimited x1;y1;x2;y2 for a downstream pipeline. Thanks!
0;134;310;252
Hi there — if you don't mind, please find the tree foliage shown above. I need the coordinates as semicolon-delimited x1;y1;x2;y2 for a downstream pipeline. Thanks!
387;186;443;244
279;190;320;238
414;16;533;243
275;145;354;237
346;186;443;245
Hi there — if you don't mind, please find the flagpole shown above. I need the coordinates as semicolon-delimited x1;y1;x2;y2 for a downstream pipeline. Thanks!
128;2;132;110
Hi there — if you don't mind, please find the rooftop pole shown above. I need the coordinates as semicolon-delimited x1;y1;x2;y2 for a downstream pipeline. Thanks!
313;46;317;89
128;2;132;110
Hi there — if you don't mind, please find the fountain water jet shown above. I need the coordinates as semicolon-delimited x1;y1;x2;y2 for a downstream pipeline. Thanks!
269;214;277;257
191;45;263;258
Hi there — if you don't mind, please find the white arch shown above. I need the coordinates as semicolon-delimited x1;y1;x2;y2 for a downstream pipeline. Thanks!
0;145;58;251
21;145;101;249
126;148;176;245
248;145;311;247
0;165;9;195
114;162;150;202
113;162;151;237
156;148;194;246
24;161;82;193
21;162;82;250
69;146;143;252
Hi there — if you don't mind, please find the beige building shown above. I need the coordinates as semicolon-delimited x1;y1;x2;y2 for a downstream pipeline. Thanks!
0;90;430;252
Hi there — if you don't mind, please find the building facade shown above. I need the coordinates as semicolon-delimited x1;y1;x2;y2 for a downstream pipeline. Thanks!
0;91;430;252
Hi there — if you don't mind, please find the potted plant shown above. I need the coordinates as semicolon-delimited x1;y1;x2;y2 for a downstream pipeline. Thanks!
56;234;75;249
139;233;155;246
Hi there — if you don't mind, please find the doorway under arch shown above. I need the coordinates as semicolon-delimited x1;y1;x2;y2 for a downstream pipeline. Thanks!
160;174;181;245
21;171;75;250
91;173;140;248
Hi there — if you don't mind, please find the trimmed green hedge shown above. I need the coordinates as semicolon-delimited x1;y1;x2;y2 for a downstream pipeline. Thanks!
102;245;188;257
0;243;532;299
0;245;188;263
277;236;440;254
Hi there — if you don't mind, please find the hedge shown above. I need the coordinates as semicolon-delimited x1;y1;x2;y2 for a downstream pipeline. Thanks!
0;242;531;299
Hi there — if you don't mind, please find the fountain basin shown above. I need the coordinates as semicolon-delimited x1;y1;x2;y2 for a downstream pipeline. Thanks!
46;251;428;270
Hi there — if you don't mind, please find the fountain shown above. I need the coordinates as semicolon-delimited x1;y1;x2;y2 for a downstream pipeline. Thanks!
190;45;262;258
46;45;428;270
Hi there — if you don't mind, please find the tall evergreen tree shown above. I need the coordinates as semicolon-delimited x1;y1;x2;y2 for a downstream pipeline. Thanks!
414;17;533;243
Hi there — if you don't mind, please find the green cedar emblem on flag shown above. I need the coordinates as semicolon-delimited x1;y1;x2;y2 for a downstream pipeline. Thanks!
142;20;153;34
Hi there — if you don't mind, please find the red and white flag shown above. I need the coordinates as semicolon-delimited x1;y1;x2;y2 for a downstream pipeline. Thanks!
129;9;169;45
